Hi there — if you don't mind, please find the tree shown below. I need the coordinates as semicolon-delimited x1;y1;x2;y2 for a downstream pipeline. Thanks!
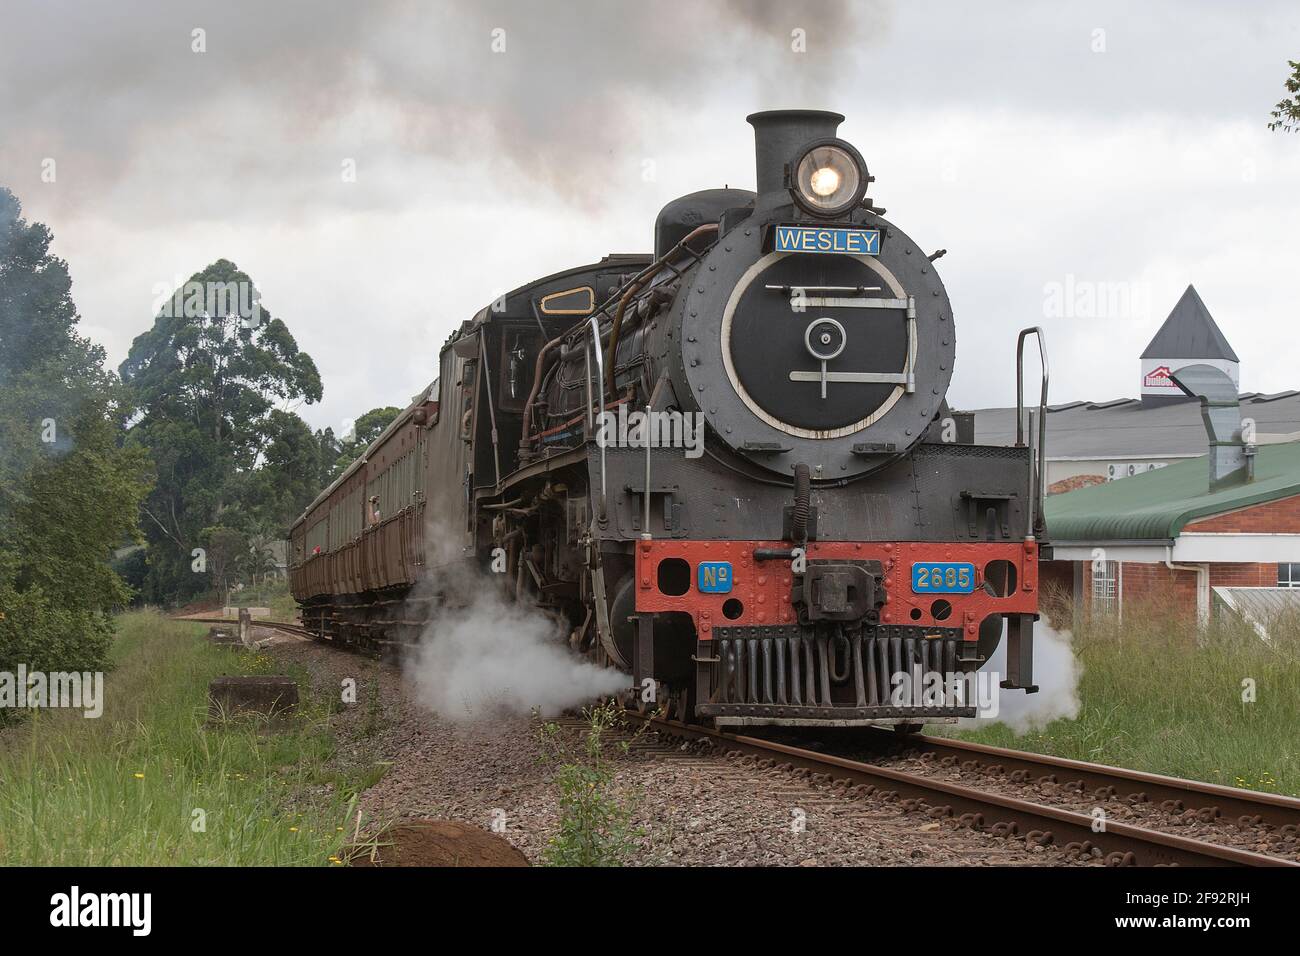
244;409;323;536
0;187;152;685
120;259;322;603
0;191;117;493
327;405;402;480
1268;60;1300;132
315;426;341;485
242;530;279;594
198;525;248;602
9;402;152;613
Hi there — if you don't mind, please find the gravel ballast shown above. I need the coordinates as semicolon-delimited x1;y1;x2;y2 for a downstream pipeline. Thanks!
265;634;1084;866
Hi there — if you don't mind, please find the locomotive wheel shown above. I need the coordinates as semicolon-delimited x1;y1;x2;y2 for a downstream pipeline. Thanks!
663;683;695;723
661;687;680;721
892;722;924;736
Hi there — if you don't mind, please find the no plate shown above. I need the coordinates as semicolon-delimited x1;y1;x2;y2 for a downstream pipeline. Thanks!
911;562;975;594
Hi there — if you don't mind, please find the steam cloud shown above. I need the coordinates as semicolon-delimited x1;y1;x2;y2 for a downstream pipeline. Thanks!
0;0;887;218
961;612;1082;733
407;586;630;722
403;511;628;722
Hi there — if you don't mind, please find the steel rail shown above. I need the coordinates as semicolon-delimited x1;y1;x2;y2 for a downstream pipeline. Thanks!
174;616;318;641
867;730;1300;834
629;713;1297;867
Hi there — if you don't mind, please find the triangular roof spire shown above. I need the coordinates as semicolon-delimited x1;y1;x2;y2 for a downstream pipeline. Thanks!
1141;285;1239;362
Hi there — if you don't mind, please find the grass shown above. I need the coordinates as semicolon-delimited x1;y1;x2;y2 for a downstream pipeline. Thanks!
0;609;378;865
538;701;646;866
942;589;1300;797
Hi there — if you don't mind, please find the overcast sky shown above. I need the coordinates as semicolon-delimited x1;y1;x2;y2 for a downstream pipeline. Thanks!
2;0;1297;433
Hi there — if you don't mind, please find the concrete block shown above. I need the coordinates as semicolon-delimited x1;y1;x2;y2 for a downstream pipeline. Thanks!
208;676;299;719
206;626;241;646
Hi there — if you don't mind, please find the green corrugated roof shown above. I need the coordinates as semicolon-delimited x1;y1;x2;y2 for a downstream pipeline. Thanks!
1045;440;1300;542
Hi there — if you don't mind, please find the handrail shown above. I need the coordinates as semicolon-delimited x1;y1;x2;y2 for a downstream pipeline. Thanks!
641;403;652;540
477;331;502;490
588;314;608;523
1016;327;1049;538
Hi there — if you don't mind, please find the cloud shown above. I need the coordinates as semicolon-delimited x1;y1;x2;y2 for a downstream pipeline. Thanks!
0;0;885;218
1;0;1297;431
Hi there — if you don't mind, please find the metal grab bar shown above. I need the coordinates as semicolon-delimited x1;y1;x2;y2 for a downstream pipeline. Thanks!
641;403;652;541
477;331;501;490
588;314;608;522
1016;327;1049;538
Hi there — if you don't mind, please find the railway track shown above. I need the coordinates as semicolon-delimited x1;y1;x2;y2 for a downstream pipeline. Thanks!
626;712;1300;868
177;613;1298;867
857;730;1300;835
179;615;319;642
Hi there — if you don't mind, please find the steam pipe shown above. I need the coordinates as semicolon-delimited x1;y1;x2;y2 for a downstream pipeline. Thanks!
520;223;716;450
519;328;569;451
605;223;718;397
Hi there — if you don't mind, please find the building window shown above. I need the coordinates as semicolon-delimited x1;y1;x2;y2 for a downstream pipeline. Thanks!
1280;563;1300;588
1092;560;1119;612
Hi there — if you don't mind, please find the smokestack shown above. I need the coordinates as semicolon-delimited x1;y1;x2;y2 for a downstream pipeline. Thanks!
747;110;845;197
1169;364;1255;490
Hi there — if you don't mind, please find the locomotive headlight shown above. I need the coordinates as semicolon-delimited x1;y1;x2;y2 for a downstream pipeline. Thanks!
790;140;867;218
809;165;841;197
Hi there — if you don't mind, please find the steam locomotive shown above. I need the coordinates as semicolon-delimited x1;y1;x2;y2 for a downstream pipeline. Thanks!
290;110;1049;728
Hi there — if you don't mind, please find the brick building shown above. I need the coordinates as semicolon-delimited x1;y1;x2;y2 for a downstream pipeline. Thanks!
1042;439;1300;622
966;285;1300;627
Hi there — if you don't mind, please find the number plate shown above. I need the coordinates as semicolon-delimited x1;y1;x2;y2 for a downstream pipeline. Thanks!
911;562;975;594
697;561;733;594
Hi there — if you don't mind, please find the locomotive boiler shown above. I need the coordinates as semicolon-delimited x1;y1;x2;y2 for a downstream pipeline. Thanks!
290;109;1050;729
